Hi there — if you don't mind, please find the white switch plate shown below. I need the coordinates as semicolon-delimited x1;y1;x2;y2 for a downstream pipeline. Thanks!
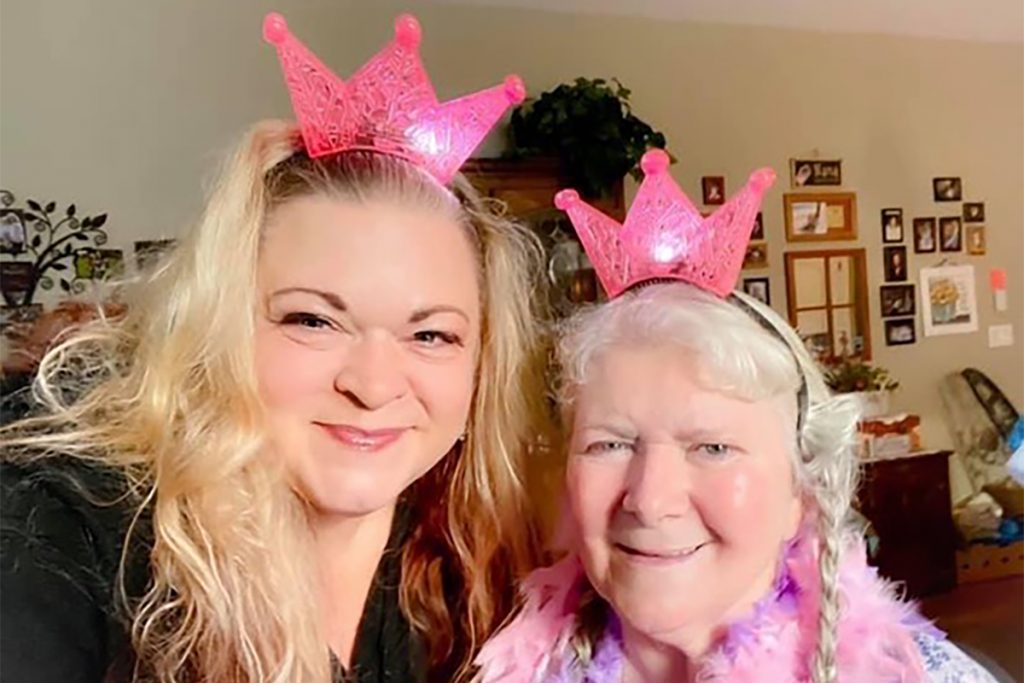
988;324;1014;348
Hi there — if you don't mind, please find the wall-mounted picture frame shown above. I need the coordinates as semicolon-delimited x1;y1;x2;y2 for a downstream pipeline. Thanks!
0;209;27;255
0;260;34;305
939;216;962;252
73;248;124;281
883;245;908;282
789;159;842;188
965;225;986;255
881;208;904;244
884;318;917;346
783;192;857;242
879;284;916;317
743;242;768;270
742;276;770;305
963;202;985;223
134;239;178;272
702;176;725;205
913;217;937;253
932;177;962;202
751;212;764;240
920;264;978;337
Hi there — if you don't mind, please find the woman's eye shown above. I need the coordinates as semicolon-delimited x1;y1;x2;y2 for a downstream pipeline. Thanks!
279;312;333;330
413;330;461;346
583;440;633;456
695;443;733;459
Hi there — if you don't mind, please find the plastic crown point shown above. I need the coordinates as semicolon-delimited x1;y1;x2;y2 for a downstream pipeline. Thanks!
263;12;289;46
749;168;777;192
394;14;422;47
640;149;671;175
554;189;580;211
504;75;527;104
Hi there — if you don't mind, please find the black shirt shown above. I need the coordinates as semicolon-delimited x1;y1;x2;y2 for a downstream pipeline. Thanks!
0;458;423;683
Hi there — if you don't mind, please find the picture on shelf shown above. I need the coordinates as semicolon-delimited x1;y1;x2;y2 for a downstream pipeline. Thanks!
879;284;916;317
939;216;962;252
881;208;903;244
963;202;985;223
913;217;937;253
883;246;908;282
932;177;962;202
789;159;842;187
701;176;725;205
965;225;986;255
0;209;27;254
742;277;770;305
884;318;916;346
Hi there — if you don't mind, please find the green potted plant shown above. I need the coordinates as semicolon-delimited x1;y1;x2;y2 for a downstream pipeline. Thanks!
506;77;670;198
822;355;900;418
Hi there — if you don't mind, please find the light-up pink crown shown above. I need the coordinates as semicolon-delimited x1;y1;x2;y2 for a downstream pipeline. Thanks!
263;12;526;185
554;150;775;299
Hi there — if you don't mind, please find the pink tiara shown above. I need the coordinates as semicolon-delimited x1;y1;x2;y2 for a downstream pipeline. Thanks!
263;12;526;185
554;150;775;299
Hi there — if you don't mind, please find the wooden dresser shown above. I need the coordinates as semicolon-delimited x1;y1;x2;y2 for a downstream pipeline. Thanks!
856;450;958;597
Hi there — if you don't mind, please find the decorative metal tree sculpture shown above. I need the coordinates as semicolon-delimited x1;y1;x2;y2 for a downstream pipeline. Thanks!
0;189;109;306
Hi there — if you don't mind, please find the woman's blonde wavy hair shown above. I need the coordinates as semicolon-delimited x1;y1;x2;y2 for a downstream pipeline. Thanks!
0;120;551;682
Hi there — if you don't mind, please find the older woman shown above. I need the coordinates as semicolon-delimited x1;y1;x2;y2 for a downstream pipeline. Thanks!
476;151;996;683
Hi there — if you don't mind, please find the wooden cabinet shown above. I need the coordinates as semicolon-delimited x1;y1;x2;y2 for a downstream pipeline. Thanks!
857;450;957;597
463;158;625;317
462;158;624;221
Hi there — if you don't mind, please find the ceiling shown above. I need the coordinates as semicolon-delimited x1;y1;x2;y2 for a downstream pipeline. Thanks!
424;0;1024;43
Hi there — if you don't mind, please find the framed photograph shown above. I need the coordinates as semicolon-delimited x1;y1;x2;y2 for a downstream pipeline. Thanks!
0;261;34;304
883;246;908;282
939;216;962;252
702;176;725;205
881;208;904;244
932;177;962;202
742;277;770;305
750;212;765;241
0;209;27;255
783;192;857;242
789;159;842;188
963;202;985;223
743;242;768;270
920;264;978;336
912;217;937;253
879;284;916;317
134;239;177;271
74;248;125;280
884;318;917;346
965;225;986;255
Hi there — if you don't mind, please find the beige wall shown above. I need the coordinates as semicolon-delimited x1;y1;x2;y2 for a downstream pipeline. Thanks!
2;0;1022;481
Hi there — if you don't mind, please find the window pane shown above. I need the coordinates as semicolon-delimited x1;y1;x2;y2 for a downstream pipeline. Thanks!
793;257;827;308
830;256;853;305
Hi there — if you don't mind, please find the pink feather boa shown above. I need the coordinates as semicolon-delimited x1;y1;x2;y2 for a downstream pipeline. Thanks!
476;530;937;682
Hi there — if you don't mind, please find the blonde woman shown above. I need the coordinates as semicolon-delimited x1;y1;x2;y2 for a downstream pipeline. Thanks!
1;14;549;683
476;152;996;682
